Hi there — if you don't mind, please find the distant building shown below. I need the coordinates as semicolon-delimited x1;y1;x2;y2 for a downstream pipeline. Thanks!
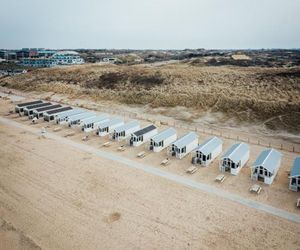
37;50;56;58
16;50;30;59
52;51;84;65
21;58;57;67
0;50;8;59
0;69;27;76
20;50;84;68
103;57;119;64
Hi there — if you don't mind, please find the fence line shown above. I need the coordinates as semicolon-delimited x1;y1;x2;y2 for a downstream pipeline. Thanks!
96;106;300;154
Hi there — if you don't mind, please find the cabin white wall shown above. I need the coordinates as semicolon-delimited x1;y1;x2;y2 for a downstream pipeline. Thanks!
240;150;250;167
153;134;176;152
98;122;124;137
125;125;140;137
212;144;222;161
176;138;198;159
186;139;198;154
143;129;158;142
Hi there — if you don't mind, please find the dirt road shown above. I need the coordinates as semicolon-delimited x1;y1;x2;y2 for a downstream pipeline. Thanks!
0;118;300;249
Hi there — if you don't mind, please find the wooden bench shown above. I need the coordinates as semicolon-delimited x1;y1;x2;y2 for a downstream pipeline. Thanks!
215;174;226;183
186;166;198;174
250;184;262;194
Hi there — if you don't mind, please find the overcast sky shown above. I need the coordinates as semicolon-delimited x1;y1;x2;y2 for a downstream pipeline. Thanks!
1;0;300;49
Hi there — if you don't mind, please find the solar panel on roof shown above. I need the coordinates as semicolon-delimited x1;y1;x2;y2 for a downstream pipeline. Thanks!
133;125;156;137
35;104;62;112
16;100;43;107
25;102;52;110
46;106;72;115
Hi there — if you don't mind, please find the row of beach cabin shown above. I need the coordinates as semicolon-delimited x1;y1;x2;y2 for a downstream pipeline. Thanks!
15;100;300;191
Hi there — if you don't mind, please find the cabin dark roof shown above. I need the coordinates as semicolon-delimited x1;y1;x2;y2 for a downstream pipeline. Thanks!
133;125;156;137
35;104;62;112
25;102;52;110
16;100;43;107
46;106;72;115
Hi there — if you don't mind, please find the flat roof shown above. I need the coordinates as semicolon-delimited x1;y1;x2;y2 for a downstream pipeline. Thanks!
195;136;223;155
151;127;176;143
115;121;139;133
173;132;198;149
222;142;249;164
68;112;96;121
56;109;84;119
98;118;123;128
16;100;43;107
252;148;281;173
290;157;300;178
133;125;156;137
81;114;109;125
25;102;52;110
35;104;62;112
45;106;73;115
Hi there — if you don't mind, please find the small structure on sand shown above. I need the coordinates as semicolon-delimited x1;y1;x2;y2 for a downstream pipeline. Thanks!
219;142;249;175
192;136;223;167
168;132;198;159
289;157;300;191
251;148;281;185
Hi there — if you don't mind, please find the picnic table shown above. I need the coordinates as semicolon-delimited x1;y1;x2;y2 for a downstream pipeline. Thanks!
186;166;198;174
161;158;170;166
137;151;146;158
102;142;110;147
82;135;89;141
118;145;126;151
215;174;226;183
250;184;262;194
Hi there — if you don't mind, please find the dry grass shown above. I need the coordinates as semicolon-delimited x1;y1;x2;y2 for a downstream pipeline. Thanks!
1;63;300;131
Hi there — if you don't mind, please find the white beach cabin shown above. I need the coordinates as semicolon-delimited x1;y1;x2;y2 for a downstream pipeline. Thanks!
220;142;250;175
15;100;43;113
43;107;73;121
81;115;109;132
96;118;124;137
23;102;52;116
31;104;62;119
55;109;85;124
251;148;281;185
149;127;177;152
192;136;223;167
67;112;96;127
289;157;300;191
129;125;157;147
169;132;198;159
111;121;140;141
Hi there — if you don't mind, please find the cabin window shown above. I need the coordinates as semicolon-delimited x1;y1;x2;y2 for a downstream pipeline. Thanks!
259;168;263;175
182;147;186;153
203;155;206;161
291;178;296;185
207;153;211;160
